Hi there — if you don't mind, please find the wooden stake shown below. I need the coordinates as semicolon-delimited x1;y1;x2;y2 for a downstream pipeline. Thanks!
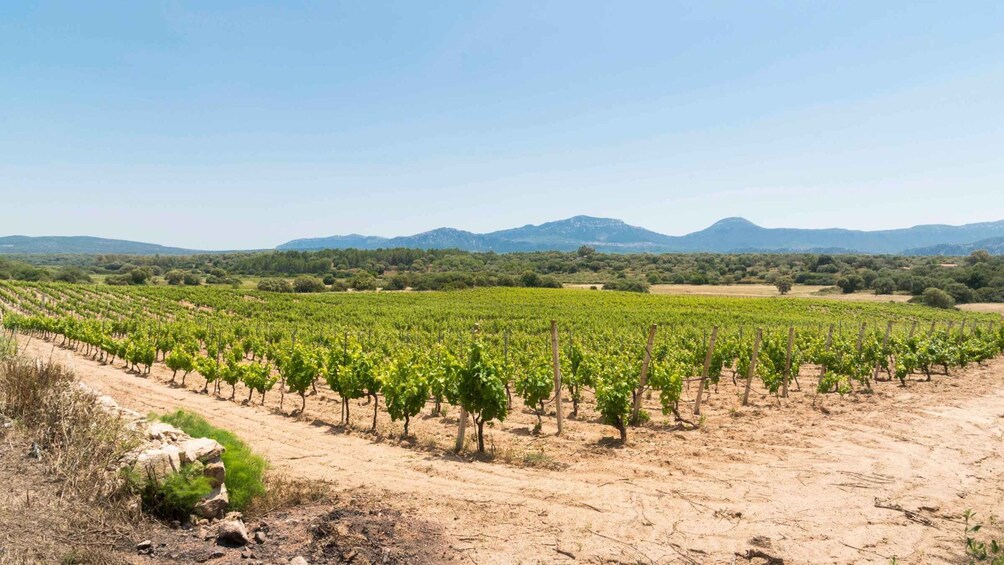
742;328;763;406
818;324;835;389
550;320;563;436
693;326;718;416
872;321;892;383
856;322;866;353
455;324;479;452
909;321;917;339
631;325;658;424
782;326;794;399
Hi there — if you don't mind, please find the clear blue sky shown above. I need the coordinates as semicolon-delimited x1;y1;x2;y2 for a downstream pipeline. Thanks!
2;1;1003;250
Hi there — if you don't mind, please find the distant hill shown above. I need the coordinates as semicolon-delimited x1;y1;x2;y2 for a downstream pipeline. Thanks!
903;237;1004;256
279;215;1004;254
0;236;198;255
9;216;1004;255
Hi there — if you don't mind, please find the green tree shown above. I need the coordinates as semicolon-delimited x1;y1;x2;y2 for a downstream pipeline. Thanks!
775;276;793;295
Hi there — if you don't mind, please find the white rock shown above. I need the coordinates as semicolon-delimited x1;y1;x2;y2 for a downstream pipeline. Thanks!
180;437;225;464
216;519;249;546
135;444;182;480
194;483;229;519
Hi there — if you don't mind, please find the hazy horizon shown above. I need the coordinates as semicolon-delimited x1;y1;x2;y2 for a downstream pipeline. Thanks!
4;2;1004;249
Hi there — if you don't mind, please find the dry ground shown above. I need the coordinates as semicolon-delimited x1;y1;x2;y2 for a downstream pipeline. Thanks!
15;334;1004;564
563;283;917;303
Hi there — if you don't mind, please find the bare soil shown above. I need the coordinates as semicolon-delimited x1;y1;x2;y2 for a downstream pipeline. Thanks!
15;334;1004;564
563;283;916;303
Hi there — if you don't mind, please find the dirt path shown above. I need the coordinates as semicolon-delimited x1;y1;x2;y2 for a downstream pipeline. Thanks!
17;336;1004;564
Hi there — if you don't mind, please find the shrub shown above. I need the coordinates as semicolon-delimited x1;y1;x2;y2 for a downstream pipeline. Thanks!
836;274;864;294
602;279;650;293
257;278;293;293
157;410;266;510
293;275;325;293
873;277;896;295
909;287;956;309
134;463;212;521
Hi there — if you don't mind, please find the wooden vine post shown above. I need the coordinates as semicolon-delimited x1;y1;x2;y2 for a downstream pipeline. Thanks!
872;321;893;383
550;320;563;436
631;324;658;425
782;326;794;398
908;320;918;339
454;324;478;452
818;324;835;389
742;328;763;406
693;326;719;416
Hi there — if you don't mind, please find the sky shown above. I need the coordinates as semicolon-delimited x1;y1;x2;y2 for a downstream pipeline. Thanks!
2;1;1004;250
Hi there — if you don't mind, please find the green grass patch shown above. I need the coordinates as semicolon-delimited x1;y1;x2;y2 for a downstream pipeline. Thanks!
157;409;267;510
130;462;213;521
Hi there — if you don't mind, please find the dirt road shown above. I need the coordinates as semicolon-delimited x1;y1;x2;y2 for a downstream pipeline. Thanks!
17;335;1004;564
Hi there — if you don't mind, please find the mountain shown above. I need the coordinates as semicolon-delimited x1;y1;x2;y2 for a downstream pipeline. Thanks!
279;216;1004;254
0;236;198;255
903;237;1004;256
9;216;1004;256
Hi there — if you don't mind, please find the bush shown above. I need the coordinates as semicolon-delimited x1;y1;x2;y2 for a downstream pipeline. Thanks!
350;274;377;291
134;463;212;520
836;274;864;294
910;287;956;309
602;279;650;293
157;410;266;510
293;275;325;293
873;277;896;295
257;278;293;293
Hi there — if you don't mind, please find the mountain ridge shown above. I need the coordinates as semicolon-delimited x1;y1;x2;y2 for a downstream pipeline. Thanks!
278;216;1004;254
5;216;1004;255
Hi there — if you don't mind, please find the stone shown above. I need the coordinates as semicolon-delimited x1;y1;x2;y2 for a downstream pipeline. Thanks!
148;422;185;441
253;530;266;544
194;484;229;519
136;540;153;551
134;444;182;480
216;519;250;547
204;457;226;488
290;557;309;565
180;437;225;464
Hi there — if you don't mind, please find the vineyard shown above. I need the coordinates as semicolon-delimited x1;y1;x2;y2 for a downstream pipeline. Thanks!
1;281;1002;458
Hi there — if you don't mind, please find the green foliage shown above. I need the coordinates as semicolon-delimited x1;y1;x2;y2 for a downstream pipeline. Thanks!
595;360;636;443
158;410;267;511
964;511;1004;564
514;360;553;433
134;462;212;521
278;344;321;411
381;352;430;437
293;275;326;293
456;340;508;453
257;278;293;293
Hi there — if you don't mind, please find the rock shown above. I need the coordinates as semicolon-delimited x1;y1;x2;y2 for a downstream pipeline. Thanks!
224;511;243;522
205;458;226;488
194;484;229;519
135;444;182;480
136;540;153;551
216;519;250;547
180;437;225;464
253;530;266;544
290;557;309;565
148;422;185;441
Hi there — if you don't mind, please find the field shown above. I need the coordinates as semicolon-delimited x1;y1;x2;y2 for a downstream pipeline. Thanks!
3;281;1004;563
